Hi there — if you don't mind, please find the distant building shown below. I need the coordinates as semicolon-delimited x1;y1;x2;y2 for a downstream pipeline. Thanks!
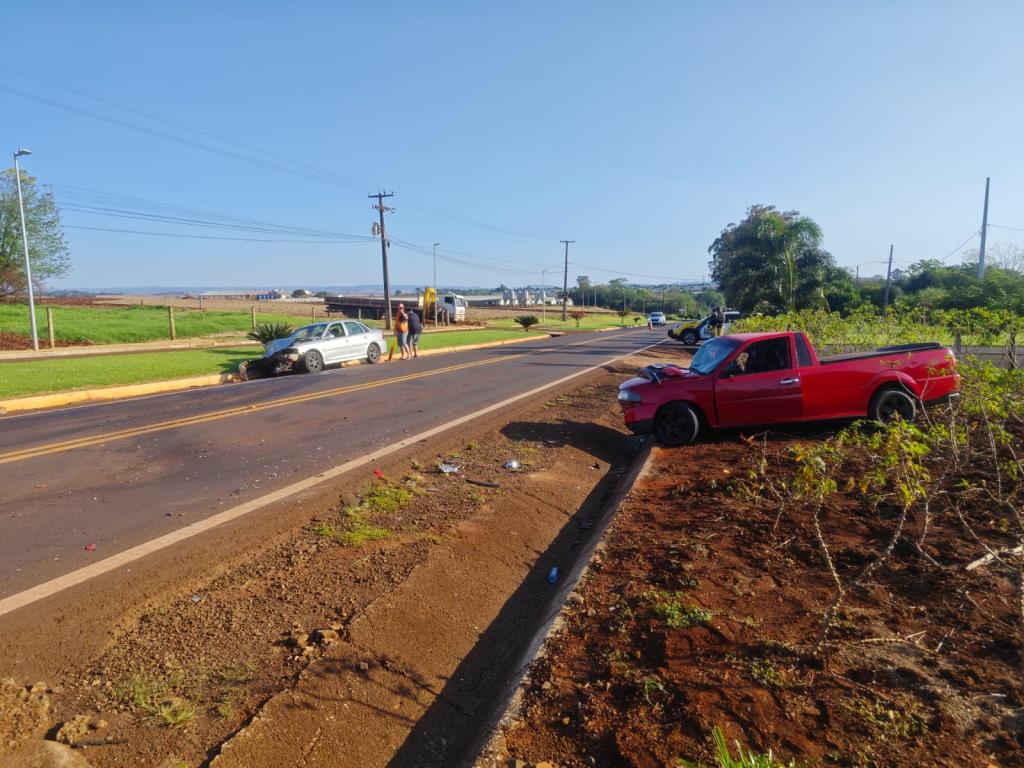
197;289;283;301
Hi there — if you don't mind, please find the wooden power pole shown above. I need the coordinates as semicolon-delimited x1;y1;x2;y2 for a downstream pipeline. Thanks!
560;239;574;321
370;192;395;329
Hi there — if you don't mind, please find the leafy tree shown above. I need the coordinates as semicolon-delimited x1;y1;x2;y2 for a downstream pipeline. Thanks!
709;205;834;313
1;168;71;298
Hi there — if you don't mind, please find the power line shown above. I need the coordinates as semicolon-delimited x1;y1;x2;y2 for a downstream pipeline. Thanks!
938;228;981;263
0;84;367;191
568;261;703;283
0;62;373;192
63;225;360;244
1;65;559;241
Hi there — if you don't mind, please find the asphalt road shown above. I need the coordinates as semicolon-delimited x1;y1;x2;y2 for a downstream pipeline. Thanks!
0;329;660;601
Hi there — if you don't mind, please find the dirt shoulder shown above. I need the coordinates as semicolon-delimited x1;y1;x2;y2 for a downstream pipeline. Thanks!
0;346;681;768
491;428;1024;767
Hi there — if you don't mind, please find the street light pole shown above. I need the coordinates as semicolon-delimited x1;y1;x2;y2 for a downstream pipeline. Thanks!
432;242;440;326
13;148;39;351
541;269;548;323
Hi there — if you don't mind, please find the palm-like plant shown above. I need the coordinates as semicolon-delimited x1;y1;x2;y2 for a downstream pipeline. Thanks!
710;206;832;314
514;315;539;332
247;322;295;345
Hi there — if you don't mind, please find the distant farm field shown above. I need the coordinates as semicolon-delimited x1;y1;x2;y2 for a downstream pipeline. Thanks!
0;303;301;346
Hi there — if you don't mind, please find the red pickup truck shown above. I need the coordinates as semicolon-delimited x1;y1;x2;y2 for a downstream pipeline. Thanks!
618;331;959;446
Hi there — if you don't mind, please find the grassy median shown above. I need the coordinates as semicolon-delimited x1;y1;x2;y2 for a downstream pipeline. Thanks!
484;312;629;332
0;329;539;400
0;304;301;345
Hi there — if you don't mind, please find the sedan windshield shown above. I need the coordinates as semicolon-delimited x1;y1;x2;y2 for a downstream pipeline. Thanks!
689;337;740;375
291;323;328;340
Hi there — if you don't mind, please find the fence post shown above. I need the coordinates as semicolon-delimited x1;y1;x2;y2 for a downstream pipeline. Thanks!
199;297;204;311
954;329;963;359
311;307;316;322
251;305;256;330
168;306;177;341
46;306;55;349
1008;332;1018;371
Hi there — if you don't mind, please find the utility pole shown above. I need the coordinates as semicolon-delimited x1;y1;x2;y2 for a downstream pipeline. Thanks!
560;240;574;321
13;148;39;351
369;192;394;329
432;242;440;326
978;176;990;279
881;244;894;317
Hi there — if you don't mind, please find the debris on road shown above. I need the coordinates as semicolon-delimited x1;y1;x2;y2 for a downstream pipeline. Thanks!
504;459;521;470
83;544;95;552
438;462;460;474
466;478;501;489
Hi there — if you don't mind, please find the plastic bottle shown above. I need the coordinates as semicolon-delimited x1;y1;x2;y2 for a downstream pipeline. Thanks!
547;566;559;584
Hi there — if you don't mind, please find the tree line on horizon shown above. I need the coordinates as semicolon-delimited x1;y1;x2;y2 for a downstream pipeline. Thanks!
4;171;1022;321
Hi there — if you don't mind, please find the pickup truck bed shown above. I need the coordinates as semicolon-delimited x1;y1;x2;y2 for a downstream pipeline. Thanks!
820;342;943;364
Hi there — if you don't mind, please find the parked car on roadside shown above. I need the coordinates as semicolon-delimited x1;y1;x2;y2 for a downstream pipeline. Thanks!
648;312;667;326
668;310;741;345
242;320;386;378
619;331;959;446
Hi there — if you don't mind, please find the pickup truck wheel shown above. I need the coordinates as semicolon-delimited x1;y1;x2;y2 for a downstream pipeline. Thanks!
869;387;917;423
301;350;324;374
681;330;697;346
366;343;381;364
654;402;700;446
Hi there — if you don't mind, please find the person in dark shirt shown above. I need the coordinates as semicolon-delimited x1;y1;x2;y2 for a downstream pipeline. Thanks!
406;309;423;358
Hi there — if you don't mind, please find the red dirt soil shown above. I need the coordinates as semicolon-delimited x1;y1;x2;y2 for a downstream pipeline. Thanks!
0;330;92;350
499;431;1024;768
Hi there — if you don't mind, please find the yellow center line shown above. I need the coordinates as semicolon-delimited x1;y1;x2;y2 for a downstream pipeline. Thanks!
0;332;636;465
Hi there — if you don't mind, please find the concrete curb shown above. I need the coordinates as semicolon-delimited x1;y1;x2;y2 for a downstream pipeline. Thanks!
0;373;239;414
469;441;659;767
0;332;569;415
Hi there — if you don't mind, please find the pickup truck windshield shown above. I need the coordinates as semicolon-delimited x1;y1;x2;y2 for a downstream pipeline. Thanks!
689;337;740;375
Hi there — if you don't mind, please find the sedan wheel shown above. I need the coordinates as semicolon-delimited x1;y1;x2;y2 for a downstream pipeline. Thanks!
302;350;324;374
654;402;700;447
366;343;381;364
682;331;697;346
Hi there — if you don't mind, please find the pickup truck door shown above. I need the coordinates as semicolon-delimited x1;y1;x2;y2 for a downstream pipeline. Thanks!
715;337;803;427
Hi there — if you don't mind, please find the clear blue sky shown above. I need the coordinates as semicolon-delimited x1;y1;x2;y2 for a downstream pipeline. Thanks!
4;1;1023;291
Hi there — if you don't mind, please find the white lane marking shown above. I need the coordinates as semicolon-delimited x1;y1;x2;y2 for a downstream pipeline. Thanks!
0;336;665;617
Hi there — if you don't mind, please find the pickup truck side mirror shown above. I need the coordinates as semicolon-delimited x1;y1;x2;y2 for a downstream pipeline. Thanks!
721;361;742;379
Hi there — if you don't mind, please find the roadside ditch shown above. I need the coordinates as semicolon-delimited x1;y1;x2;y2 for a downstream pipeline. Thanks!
0;346;680;768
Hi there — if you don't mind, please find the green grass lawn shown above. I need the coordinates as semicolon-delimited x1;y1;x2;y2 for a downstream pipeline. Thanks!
0;329;542;400
0;304;301;345
0;347;256;399
484;312;629;332
414;328;536;349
